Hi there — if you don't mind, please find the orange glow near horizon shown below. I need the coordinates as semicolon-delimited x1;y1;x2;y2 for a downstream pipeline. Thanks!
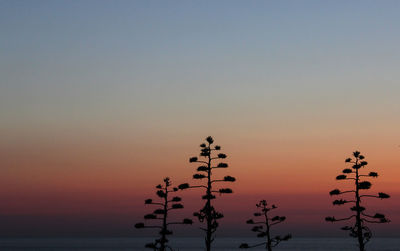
1;133;398;220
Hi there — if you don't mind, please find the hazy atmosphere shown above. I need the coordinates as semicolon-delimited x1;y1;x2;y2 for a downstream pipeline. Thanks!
1;1;399;249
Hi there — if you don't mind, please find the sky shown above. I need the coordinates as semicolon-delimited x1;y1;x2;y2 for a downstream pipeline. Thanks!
1;0;399;237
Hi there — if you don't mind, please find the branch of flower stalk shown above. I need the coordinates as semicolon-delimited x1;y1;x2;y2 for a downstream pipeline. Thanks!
329;189;356;195
360;195;379;198
239;242;267;249
336;175;356;180
167;198;182;203
360;193;390;199
363;219;390;224
271;235;291;248
270;221;284;226
212;180;226;183
271;239;281;247
194;160;209;164
340;190;356;194
325;215;355;222
178;183;207;190
143;215;164;220
332;199;356;206
211;189;233;194
211;176;236;183
361;212;386;219
251;227;265;233
246;220;265;224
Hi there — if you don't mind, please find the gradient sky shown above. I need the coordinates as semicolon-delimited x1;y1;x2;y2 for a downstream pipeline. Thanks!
1;0;399;237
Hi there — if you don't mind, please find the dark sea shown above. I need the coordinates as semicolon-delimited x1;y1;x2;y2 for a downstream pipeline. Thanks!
0;237;399;250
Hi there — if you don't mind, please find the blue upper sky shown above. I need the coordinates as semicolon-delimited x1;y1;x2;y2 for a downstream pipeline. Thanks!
2;1;400;140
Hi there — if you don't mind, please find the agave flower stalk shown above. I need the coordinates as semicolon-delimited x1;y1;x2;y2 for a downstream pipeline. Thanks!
178;136;236;251
240;200;291;251
135;177;193;251
325;151;390;251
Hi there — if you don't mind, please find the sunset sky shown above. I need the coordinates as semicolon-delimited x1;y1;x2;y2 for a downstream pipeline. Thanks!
1;1;399;237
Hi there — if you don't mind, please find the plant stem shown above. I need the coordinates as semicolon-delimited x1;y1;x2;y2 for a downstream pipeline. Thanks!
264;205;272;251
355;158;365;251
160;181;168;251
206;143;212;251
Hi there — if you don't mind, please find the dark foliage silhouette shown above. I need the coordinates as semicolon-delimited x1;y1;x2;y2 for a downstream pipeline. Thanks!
240;200;291;250
178;136;235;251
325;151;390;251
135;177;192;251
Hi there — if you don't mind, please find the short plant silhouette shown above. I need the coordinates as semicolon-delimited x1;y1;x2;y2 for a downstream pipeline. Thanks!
135;177;193;251
178;136;235;251
325;151;390;251
239;200;291;250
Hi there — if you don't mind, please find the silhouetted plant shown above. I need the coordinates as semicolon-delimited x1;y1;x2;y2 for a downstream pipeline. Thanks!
135;177;193;251
239;200;291;250
325;151;390;251
178;136;235;251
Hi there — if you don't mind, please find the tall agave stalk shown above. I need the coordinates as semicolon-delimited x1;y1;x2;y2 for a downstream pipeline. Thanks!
240;200;291;250
135;177;192;251
179;136;235;251
325;151;390;251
